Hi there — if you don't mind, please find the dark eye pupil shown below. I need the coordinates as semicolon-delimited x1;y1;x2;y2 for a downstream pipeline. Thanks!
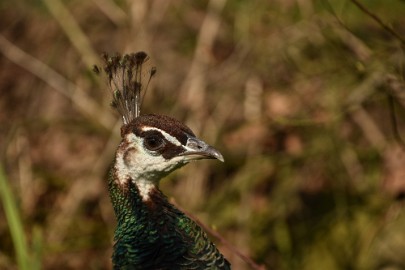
144;136;164;150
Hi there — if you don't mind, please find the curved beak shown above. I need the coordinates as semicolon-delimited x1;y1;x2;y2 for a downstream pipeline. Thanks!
179;137;224;162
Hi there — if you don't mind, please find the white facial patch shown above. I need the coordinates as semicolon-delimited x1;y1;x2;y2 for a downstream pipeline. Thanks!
135;179;156;202
114;133;187;201
141;126;182;146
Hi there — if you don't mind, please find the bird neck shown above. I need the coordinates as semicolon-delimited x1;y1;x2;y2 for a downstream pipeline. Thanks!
108;162;190;268
108;161;231;269
108;160;173;229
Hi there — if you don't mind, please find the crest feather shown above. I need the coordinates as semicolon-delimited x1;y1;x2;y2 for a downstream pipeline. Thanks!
95;51;156;124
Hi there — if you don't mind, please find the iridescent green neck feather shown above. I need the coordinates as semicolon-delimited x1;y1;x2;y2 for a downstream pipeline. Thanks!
109;160;230;269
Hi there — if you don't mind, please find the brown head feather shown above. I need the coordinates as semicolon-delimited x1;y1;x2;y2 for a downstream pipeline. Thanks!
121;114;195;143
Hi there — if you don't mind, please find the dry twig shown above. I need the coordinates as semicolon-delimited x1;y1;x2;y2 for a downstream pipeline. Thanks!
43;0;100;67
349;0;405;45
0;34;114;129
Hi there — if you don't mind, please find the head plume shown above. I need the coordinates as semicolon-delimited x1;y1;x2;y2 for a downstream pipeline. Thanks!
94;52;157;124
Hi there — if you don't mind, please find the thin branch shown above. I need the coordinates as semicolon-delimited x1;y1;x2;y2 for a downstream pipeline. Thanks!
349;0;405;45
43;0;100;67
385;74;405;150
388;95;405;151
0;34;114;129
176;0;227;210
350;105;386;151
325;4;372;62
385;74;405;109
92;0;128;26
173;200;267;270
179;0;227;134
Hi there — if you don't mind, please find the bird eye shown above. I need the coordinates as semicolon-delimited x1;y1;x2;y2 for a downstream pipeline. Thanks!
143;135;165;151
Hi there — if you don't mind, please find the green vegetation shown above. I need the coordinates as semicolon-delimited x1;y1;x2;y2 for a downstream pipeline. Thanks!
0;165;29;270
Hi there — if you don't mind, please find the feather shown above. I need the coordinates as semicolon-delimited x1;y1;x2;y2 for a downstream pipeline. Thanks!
95;52;156;124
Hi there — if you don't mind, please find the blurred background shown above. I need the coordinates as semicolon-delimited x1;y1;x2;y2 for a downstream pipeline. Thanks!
1;0;405;269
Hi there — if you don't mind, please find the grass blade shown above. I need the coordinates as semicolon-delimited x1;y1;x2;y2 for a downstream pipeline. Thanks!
0;164;29;270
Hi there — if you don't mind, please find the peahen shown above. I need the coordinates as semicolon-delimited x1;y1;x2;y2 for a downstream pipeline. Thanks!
95;52;231;270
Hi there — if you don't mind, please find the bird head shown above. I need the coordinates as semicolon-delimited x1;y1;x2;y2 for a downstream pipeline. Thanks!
96;52;223;199
113;114;223;195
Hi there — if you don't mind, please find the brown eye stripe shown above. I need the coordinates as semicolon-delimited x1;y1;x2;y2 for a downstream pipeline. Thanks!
131;127;186;159
160;143;185;159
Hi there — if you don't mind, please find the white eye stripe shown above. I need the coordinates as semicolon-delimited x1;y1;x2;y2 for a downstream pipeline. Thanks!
141;126;182;146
